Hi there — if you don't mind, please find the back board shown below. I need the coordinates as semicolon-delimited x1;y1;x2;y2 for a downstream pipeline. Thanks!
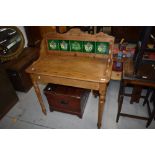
44;28;114;59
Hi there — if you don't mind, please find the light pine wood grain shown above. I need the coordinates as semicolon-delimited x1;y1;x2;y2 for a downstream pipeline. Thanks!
26;28;115;128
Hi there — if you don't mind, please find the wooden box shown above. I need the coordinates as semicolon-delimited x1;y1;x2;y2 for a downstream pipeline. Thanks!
44;84;90;118
0;66;18;119
3;47;39;92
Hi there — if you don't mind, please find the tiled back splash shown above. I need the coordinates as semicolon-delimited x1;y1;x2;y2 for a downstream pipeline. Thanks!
48;40;109;54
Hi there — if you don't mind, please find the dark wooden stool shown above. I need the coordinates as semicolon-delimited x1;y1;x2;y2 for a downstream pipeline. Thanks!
116;59;155;128
143;90;155;127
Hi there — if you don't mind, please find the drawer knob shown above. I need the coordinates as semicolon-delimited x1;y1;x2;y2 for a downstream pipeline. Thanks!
38;76;41;79
60;100;68;105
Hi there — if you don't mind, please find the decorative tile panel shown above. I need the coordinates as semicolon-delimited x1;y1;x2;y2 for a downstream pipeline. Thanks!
70;40;83;52
47;39;110;55
59;40;70;51
48;40;59;50
83;41;95;53
96;42;109;54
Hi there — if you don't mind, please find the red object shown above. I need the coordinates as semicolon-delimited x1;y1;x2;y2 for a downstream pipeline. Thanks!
112;61;123;72
113;47;135;55
144;52;155;60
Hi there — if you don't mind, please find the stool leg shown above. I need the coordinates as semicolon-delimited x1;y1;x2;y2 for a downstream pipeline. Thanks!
146;106;155;128
116;80;124;122
130;86;142;104
118;80;123;103
150;90;155;103
116;95;124;122
143;88;151;106
152;90;155;120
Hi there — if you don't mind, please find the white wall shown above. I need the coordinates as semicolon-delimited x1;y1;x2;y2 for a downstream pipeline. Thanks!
17;26;28;47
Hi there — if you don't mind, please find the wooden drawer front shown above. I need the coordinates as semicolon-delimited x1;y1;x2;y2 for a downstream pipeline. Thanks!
45;93;81;112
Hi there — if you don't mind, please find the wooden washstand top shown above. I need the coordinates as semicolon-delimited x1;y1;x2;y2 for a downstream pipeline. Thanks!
26;28;115;128
26;28;114;85
27;54;111;83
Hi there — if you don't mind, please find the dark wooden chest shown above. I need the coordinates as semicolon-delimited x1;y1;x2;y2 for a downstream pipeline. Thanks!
3;47;39;92
0;66;18;119
44;84;90;118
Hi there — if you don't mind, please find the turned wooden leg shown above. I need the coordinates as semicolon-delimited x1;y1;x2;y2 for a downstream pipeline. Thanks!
32;80;47;115
97;84;107;129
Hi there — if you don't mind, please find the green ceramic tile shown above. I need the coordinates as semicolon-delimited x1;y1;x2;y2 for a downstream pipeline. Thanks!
48;40;60;50
83;41;95;53
70;40;83;52
59;40;70;51
96;42;109;54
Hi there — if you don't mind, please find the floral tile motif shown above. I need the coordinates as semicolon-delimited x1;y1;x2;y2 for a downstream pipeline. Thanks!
59;40;70;51
96;42;109;54
47;39;110;55
48;40;59;50
83;41;95;53
70;40;83;52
